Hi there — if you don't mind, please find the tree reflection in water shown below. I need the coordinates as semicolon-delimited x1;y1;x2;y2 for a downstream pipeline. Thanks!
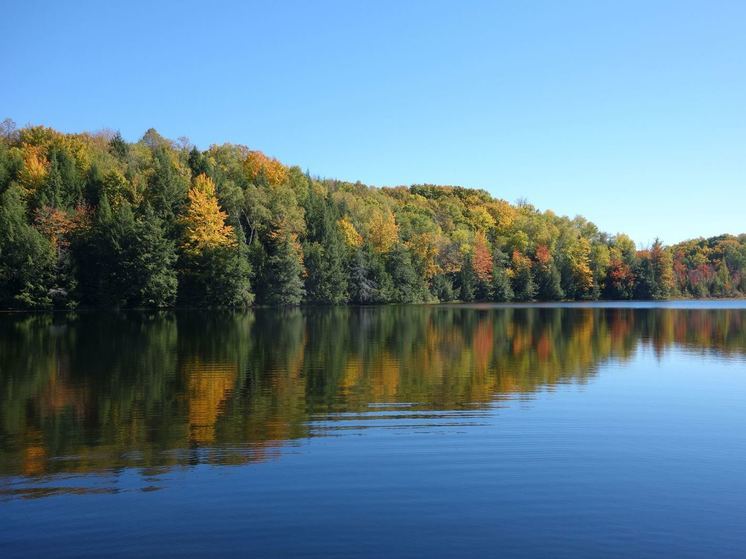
1;306;744;491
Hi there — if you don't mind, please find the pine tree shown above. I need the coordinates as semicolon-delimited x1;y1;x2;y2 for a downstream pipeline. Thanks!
512;250;537;301
711;259;732;297
348;248;376;303
188;146;210;177
431;274;455;301
264;232;305;305
459;255;476;302
303;191;348;304
0;185;55;308
147;146;188;222
109;131;129;159
634;254;656;299
490;250;514;302
387;243;427;303
348;247;393;304
636;240;675;300
127;206;178;306
304;240;348;304
180;243;253;307
534;245;563;300
81;201;180;308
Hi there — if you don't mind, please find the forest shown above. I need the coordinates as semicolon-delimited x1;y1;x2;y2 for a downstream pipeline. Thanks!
1;119;744;309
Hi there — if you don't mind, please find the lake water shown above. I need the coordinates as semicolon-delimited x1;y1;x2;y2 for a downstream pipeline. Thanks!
1;302;745;558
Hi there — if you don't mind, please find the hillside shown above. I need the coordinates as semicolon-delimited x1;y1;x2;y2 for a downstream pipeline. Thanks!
0;120;744;308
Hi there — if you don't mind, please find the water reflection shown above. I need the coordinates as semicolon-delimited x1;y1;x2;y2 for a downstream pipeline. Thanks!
1;306;744;497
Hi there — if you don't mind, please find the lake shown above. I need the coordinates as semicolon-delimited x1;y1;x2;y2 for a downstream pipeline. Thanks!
1;302;746;558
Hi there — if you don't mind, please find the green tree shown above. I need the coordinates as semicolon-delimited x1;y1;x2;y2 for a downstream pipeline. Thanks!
511;250;537;301
0;185;55;308
534;246;563;300
490;250;514;302
387;243;428;303
431;274;456;302
125;206;178;306
348;247;393;304
109;131;129;159
636;239;674;300
264;232;305;305
73;199;178;307
179;242;253;307
303;191;348;304
458;255;476;302
146;145;188;222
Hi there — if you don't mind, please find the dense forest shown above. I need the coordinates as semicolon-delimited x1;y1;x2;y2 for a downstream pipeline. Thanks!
1;119;744;309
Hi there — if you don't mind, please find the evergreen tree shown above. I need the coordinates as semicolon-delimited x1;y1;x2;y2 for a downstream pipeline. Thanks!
636;240;675;299
431;274;456;302
534;246;564;300
512;251;537;301
348;247;393;304
634;255;656;299
303;191;347;304
147;146;188;222
711;259;733;297
109;131;129;159
264;232;305;305
188;146;210;177
74;199;177;307
0;185;55;308
459;255;476;302
387;243;427;303
304;241;347;304
126;206;178;306
490;250;514;302
52;147;84;208
179;242;253;307
34;155;63;210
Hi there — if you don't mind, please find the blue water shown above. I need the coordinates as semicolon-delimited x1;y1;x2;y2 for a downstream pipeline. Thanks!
1;303;745;557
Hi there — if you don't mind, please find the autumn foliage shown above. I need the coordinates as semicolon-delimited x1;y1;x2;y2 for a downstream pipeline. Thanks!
181;174;236;255
0;120;744;309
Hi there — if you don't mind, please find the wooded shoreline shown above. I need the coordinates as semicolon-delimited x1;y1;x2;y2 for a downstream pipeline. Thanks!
1;120;744;310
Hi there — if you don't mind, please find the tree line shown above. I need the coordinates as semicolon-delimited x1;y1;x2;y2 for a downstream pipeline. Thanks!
1;119;744;309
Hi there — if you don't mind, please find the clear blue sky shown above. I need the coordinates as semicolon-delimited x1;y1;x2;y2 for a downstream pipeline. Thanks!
2;0;744;245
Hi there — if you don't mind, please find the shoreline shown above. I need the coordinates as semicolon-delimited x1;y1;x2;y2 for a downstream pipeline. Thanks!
2;298;746;314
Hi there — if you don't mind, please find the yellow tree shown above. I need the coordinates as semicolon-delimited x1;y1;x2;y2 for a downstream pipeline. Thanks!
17;144;48;197
407;231;441;279
181;174;236;255
244;151;288;186
338;216;363;248
568;237;594;297
368;209;398;254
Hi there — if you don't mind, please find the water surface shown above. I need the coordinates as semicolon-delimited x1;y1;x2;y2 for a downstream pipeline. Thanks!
2;303;746;557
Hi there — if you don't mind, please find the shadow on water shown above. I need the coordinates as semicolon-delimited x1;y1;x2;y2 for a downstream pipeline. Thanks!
1;305;745;498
